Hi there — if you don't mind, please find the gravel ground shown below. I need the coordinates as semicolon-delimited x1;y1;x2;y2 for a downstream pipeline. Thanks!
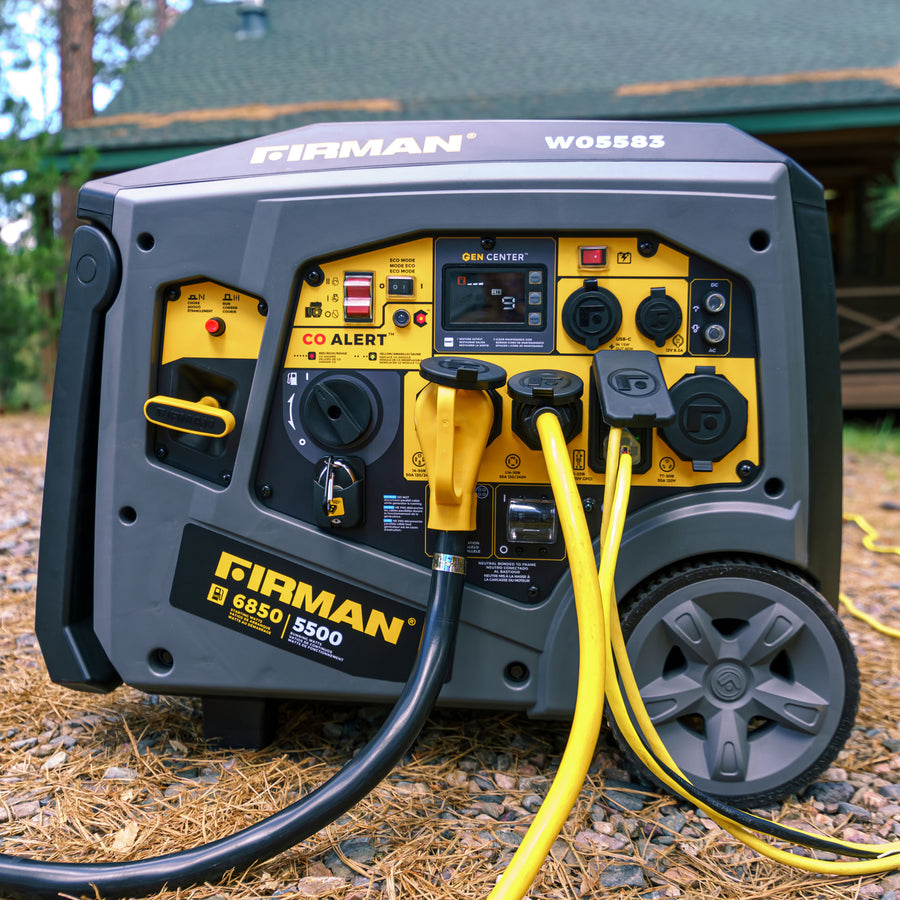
1;412;899;900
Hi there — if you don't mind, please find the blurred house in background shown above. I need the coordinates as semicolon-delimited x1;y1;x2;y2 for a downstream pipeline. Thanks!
61;0;900;408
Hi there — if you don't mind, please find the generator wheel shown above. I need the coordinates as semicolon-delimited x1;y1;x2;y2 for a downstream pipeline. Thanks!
612;558;859;808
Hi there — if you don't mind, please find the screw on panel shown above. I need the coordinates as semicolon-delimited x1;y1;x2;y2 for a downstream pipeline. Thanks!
481;237;496;250
220;471;232;485
258;484;273;499
257;300;268;316
737;461;756;480
155;446;168;460
638;239;657;257
505;661;529;683
306;267;324;286
164;286;180;302
527;586;540;600
583;497;596;513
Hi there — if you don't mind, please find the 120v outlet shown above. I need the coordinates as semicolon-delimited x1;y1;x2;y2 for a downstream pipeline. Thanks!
658;367;748;471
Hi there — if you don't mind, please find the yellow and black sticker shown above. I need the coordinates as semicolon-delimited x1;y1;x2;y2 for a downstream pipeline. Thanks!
169;524;423;681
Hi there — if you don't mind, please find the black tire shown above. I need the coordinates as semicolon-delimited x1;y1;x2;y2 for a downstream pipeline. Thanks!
611;558;859;808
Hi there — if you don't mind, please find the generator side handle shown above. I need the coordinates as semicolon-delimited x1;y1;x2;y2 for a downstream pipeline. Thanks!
34;223;123;691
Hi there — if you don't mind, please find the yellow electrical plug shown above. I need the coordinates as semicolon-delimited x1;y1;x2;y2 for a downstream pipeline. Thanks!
414;357;506;532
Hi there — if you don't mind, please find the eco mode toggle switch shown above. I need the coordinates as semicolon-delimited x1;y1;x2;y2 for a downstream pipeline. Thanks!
387;276;415;297
343;272;374;321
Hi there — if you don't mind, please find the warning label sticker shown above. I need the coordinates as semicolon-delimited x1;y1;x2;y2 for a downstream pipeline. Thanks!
479;560;538;584
382;494;424;533
170;525;423;681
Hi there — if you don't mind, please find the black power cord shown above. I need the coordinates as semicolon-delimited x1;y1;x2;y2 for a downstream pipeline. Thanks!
0;531;466;900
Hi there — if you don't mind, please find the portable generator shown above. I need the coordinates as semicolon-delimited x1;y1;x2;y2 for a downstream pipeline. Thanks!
36;119;856;818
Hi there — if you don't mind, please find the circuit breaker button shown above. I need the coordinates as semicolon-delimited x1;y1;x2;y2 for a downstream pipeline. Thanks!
343;273;374;321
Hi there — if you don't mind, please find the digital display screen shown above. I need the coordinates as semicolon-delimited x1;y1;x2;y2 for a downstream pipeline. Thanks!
443;266;544;329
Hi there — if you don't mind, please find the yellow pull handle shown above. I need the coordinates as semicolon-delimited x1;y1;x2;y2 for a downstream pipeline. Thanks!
143;395;235;437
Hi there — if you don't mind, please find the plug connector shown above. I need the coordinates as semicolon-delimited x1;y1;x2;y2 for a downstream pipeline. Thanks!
507;370;584;451
415;357;507;532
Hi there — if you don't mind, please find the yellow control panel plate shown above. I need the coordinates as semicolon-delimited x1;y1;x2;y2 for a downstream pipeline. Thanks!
401;356;758;489
161;280;267;365
283;236;759;489
286;239;434;370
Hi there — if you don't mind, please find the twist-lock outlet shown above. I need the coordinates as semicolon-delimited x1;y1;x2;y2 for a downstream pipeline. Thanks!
507;369;584;451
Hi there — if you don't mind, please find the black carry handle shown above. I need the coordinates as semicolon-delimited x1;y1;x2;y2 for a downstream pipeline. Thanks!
34;224;123;691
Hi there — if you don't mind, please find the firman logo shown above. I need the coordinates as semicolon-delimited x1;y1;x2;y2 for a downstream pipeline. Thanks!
213;551;406;644
250;134;464;165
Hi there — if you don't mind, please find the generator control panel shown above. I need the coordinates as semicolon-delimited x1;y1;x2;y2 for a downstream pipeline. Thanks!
37;120;849;804
232;233;758;607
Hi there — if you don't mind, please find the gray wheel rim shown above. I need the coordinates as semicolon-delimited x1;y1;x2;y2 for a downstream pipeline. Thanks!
624;575;851;800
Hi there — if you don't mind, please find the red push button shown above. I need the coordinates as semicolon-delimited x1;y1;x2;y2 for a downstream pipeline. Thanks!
579;246;608;268
343;272;374;321
205;316;226;336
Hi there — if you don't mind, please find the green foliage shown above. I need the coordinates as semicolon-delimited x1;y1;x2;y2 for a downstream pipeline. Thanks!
0;1;176;405
0;0;137;407
843;415;900;457
0;97;95;408
95;0;164;88
868;158;900;231
0;105;60;407
0;242;41;406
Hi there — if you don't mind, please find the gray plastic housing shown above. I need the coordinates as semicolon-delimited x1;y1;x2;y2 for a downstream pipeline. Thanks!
37;120;840;717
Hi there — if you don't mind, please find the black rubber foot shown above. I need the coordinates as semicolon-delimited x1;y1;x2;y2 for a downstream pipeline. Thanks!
202;696;280;749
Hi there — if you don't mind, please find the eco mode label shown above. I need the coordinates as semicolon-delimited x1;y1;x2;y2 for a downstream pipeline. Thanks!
169;525;423;681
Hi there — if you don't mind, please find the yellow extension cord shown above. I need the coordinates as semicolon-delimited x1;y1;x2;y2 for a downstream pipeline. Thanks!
599;442;900;875
492;418;900;899
487;412;614;899
840;512;900;639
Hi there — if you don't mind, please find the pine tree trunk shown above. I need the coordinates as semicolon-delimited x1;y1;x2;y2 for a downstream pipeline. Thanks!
58;0;94;127
156;0;170;36
50;0;95;396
